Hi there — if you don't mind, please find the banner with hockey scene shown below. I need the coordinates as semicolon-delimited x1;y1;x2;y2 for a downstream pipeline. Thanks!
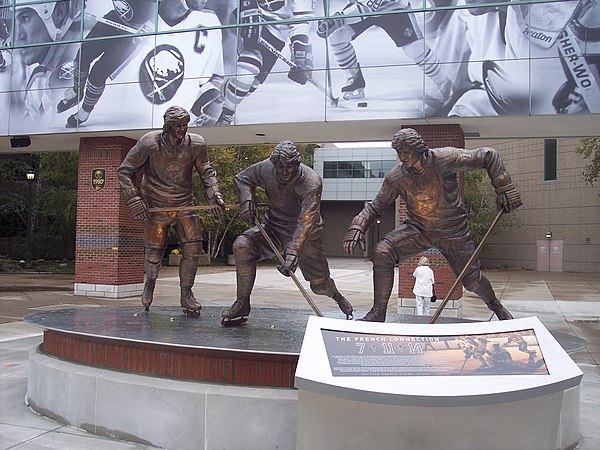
0;0;597;136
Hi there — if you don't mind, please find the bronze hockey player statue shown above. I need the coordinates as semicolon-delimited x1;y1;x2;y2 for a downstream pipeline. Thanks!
343;128;522;322
118;105;225;316
222;140;354;326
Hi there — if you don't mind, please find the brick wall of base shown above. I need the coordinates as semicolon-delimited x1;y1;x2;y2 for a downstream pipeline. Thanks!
74;136;144;296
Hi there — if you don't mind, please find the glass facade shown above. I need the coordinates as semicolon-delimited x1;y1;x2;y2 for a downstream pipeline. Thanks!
323;159;396;178
0;0;597;135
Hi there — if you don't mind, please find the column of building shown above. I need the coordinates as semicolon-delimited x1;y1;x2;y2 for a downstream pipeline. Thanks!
74;136;144;298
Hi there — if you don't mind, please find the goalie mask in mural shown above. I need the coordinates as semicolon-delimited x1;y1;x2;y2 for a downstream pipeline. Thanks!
139;44;185;104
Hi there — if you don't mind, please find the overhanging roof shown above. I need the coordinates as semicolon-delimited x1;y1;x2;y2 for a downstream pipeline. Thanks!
1;114;599;153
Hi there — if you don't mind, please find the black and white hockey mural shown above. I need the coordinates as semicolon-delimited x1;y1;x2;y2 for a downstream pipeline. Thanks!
0;0;598;135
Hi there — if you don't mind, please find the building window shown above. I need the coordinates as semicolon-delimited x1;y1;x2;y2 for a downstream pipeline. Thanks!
544;139;557;181
323;160;396;179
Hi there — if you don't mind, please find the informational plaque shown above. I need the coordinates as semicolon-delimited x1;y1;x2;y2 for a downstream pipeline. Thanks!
296;317;583;450
321;328;548;377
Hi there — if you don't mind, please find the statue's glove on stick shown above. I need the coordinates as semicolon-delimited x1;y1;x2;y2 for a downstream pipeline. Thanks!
209;193;226;218
495;183;522;212
278;249;299;277
127;196;149;220
240;200;258;224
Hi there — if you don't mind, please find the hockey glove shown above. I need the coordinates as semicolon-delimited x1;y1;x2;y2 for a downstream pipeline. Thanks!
495;184;522;212
343;228;365;255
240;0;261;47
190;82;224;126
209;193;226;218
287;35;313;85
127;196;149;221
278;249;299;277
0;19;9;40
240;200;258;224
316;13;345;39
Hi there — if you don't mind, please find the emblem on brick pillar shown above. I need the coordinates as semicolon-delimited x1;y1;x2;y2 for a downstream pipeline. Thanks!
92;169;106;191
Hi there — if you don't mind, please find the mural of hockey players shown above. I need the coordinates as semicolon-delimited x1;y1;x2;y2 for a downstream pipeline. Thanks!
318;0;470;115
451;0;599;117
0;2;10;73
420;1;473;114
9;1;83;133
0;2;11;135
489;1;582;116
447;0;511;117
546;0;600;114
215;0;318;125
153;0;226;127
159;0;237;75
206;0;238;76
56;0;157;128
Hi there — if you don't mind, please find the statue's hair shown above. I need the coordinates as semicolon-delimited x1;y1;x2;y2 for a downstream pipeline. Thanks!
269;140;302;165
391;128;428;155
418;256;430;266
163;105;190;133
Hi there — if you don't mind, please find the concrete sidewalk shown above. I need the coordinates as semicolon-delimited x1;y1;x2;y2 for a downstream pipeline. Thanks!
1;258;599;449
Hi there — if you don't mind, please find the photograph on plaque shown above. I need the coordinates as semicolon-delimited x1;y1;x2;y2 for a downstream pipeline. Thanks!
321;328;548;377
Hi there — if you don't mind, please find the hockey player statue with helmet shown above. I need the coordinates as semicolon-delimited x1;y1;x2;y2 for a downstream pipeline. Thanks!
221;140;354;326
118;106;226;316
343;128;522;322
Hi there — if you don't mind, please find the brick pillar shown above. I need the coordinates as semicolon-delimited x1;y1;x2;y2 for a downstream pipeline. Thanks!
74;136;144;298
396;124;464;318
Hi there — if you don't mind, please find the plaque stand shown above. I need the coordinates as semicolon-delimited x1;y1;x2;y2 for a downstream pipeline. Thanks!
295;317;582;450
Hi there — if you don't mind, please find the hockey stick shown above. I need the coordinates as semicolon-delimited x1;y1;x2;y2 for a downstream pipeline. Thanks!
322;0;335;108
258;37;339;107
429;209;505;324
458;356;470;375
148;203;267;213
85;12;139;34
253;217;323;317
556;27;600;113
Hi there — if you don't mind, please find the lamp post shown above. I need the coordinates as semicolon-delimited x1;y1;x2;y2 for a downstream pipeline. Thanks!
25;170;35;269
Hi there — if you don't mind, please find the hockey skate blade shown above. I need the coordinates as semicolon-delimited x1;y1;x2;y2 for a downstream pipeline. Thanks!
182;309;201;318
221;317;248;327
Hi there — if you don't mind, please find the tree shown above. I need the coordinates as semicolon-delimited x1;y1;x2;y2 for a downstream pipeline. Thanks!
0;152;78;260
576;138;600;195
0;154;39;240
463;170;519;250
35;152;79;253
195;145;272;259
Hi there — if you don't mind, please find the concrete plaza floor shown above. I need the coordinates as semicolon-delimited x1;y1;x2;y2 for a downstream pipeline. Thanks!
1;258;599;449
